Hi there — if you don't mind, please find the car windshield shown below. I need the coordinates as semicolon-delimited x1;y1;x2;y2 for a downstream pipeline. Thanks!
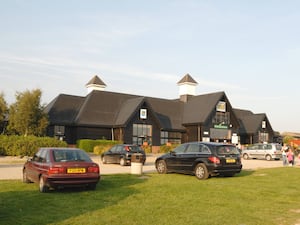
53;149;92;162
216;146;240;155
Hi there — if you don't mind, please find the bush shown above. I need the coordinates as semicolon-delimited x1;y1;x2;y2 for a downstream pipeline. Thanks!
159;144;179;153
142;145;152;154
77;139;122;154
0;135;68;157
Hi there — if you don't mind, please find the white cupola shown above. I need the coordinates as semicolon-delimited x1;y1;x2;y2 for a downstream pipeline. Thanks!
86;75;107;93
177;74;198;102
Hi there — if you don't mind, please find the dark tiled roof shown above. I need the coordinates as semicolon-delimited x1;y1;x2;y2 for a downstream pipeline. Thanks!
45;94;85;124
46;89;267;135
146;97;184;130
177;74;198;84
240;113;266;134
182;92;225;124
114;97;145;126
75;91;139;126
233;108;253;118
233;108;272;134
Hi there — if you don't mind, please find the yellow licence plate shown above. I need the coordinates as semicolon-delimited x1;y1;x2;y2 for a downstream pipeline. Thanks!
67;168;86;173
226;159;236;163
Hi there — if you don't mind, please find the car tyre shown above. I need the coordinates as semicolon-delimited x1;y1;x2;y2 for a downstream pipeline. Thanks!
120;157;126;166
22;169;31;183
39;176;49;193
243;153;249;160
265;154;272;161
194;163;209;180
156;160;167;174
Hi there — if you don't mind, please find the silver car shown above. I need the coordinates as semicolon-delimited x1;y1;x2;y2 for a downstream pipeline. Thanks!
242;143;282;161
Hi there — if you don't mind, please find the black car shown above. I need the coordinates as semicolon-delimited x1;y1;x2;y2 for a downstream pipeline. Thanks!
101;144;146;166
155;142;242;179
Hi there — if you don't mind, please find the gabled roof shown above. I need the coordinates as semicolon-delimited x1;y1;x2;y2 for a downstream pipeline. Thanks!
75;91;139;126
114;97;145;126
240;113;267;134
45;94;85;124
146;97;184;130
233;108;273;134
177;74;198;85
182;92;225;125
233;108;253;118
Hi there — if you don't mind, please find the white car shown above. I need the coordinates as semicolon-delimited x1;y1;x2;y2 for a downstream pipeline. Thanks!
242;143;282;161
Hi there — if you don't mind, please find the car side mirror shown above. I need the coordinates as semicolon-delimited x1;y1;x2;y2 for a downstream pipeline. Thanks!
170;151;176;156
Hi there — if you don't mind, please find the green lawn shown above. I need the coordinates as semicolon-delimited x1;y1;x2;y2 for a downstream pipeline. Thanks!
1;168;300;225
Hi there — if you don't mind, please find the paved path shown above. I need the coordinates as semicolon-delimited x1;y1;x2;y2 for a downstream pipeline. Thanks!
0;154;297;180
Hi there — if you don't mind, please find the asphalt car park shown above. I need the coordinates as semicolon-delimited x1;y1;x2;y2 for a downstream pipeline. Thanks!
0;154;291;180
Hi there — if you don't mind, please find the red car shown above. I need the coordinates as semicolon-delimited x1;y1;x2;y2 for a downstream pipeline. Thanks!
23;147;100;192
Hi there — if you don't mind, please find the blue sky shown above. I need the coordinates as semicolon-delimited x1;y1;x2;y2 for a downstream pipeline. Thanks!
0;1;299;133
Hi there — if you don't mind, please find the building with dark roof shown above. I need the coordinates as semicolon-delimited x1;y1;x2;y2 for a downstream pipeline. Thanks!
45;74;275;148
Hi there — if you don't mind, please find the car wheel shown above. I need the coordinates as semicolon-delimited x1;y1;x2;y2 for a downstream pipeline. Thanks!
22;169;31;183
156;160;167;174
194;163;209;180
120;158;126;166
243;153;249;160
102;156;107;164
265;154;272;161
39;176;49;193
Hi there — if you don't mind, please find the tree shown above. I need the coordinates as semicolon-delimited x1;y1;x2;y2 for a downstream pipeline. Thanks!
7;89;49;136
0;93;8;133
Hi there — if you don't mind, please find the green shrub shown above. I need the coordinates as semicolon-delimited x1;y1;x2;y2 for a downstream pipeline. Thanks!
77;139;122;154
159;144;179;153
0;135;67;156
142;145;152;154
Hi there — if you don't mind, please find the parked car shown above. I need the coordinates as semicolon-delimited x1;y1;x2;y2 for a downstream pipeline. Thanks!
101;144;146;166
155;142;242;180
241;143;282;161
23;147;100;192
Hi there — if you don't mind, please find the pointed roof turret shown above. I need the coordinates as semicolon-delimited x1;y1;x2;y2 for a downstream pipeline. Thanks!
86;75;107;93
177;74;198;102
177;73;198;85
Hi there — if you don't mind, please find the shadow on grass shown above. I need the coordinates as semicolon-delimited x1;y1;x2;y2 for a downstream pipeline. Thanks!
235;169;255;177
0;174;147;225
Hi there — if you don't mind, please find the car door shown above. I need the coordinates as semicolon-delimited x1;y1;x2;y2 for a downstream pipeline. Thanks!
249;144;260;159
255;144;264;159
165;144;187;171
27;149;47;183
105;146;118;163
110;146;122;163
174;143;201;172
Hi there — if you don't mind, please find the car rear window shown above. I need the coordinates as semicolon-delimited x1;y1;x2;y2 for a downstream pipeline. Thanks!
53;149;92;162
125;146;143;153
216;146;240;155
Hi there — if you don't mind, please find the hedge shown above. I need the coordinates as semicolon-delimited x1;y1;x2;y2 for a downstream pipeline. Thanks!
76;139;122;154
0;135;68;157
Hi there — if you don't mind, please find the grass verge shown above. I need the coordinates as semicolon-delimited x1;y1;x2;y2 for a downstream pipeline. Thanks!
1;168;300;225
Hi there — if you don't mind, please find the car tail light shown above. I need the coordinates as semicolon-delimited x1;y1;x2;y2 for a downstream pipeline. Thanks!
88;166;99;173
48;167;65;175
208;156;220;164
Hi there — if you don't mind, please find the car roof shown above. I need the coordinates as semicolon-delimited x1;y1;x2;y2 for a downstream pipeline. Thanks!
183;142;235;147
39;147;82;151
